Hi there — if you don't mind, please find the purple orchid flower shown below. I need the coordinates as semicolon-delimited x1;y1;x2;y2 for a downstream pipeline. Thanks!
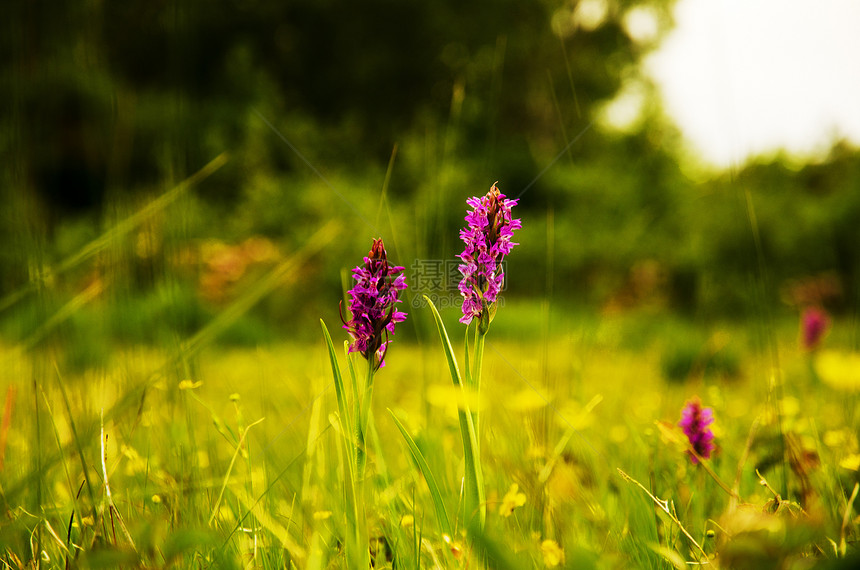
457;183;521;326
801;306;829;351
341;238;408;370
679;398;715;464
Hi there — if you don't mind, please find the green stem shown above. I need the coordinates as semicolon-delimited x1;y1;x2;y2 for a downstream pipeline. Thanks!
472;325;486;454
352;356;375;567
321;321;367;567
467;323;488;532
356;357;375;482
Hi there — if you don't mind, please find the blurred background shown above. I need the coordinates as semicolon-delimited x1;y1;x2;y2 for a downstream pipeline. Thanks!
1;0;858;364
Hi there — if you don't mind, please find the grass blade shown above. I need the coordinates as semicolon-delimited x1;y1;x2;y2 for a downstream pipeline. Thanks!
208;417;265;527
232;485;306;563
388;409;452;537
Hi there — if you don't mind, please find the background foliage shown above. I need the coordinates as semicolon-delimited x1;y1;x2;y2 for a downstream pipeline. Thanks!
3;0;859;341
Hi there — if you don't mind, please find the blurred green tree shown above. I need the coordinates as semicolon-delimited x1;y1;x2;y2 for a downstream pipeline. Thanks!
3;0;859;326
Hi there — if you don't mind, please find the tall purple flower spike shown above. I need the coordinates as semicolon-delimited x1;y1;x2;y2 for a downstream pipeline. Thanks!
341;238;408;370
457;182;522;326
678;398;715;464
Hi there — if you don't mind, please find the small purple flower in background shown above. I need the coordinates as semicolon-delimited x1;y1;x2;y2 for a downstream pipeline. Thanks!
801;306;830;351
457;182;522;325
679;398;715;464
342;238;408;370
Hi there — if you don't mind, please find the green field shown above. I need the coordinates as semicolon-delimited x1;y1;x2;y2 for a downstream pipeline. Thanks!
2;289;858;568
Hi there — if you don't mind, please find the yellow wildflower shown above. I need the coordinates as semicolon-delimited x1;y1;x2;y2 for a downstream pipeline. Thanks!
815;350;860;391
499;483;526;517
840;454;860;471
541;539;564;567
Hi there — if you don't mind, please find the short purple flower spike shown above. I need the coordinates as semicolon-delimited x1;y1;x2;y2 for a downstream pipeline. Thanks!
801;306;829;350
341;238;408;370
679;398;715;464
457;182;521;326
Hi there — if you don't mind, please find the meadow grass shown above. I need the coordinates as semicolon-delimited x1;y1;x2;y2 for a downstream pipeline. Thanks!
1;296;857;568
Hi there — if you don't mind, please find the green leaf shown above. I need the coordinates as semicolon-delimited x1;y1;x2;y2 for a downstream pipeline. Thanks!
320;320;352;449
320;319;364;565
423;296;485;530
388;409;452;536
423;295;464;389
